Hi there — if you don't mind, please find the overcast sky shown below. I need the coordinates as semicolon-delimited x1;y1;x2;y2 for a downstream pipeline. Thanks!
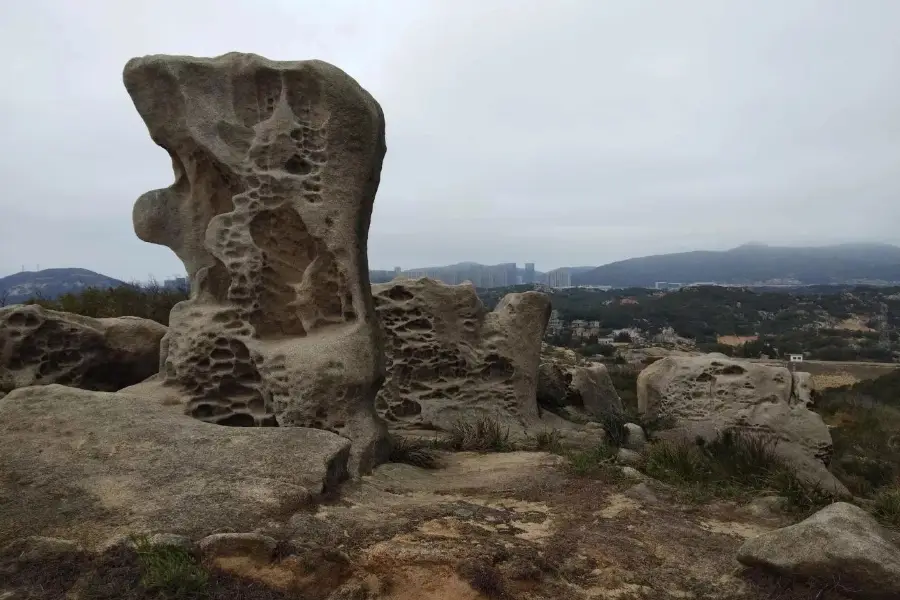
1;0;899;280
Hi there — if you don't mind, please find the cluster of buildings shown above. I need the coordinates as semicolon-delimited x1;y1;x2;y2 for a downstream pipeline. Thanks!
388;263;574;290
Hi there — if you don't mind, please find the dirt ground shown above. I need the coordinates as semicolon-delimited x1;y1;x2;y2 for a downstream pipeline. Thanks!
226;452;847;600
1;451;850;600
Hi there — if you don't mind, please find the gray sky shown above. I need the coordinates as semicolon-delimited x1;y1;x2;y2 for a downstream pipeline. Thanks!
1;0;899;280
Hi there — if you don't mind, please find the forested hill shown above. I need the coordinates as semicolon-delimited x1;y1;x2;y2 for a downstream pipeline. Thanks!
574;243;900;287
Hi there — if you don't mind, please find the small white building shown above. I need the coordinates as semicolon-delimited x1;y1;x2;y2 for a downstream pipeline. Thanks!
788;354;804;363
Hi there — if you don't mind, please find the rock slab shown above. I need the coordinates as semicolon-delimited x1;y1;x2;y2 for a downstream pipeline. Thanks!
0;385;350;548
737;502;900;598
372;278;550;433
0;305;165;396
636;354;845;494
123;53;388;472
537;361;623;419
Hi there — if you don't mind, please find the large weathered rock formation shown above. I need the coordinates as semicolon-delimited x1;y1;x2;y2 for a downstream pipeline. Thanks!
0;304;165;397
0;385;350;547
372;278;550;433
637;354;846;494
123;53;388;471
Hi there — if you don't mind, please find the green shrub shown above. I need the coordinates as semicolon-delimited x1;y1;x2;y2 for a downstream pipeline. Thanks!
131;535;208;595
446;417;512;452
387;434;441;469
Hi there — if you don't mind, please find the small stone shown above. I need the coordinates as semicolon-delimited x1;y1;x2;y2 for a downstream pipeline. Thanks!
623;423;647;449
619;466;646;479
624;483;658;504
741;496;788;519
198;533;277;562
616;448;643;466
2;537;82;561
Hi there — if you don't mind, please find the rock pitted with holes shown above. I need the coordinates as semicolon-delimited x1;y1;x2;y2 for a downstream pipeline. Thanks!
637;353;846;494
123;53;387;472
0;304;166;396
372;278;550;434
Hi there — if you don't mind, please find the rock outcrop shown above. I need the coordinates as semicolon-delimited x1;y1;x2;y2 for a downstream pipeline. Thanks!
636;354;846;494
537;361;622;419
123;53;388;472
372;278;550;433
737;502;900;598
0;304;165;396
0;385;350;548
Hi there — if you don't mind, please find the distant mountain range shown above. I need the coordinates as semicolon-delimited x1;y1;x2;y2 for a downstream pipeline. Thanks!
0;268;125;305
4;243;900;305
573;243;900;287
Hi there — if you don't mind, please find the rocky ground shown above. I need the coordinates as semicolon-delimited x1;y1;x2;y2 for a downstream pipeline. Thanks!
0;450;862;600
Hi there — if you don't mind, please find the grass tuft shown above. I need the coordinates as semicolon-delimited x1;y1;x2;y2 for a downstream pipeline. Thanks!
387;434;442;469
533;429;564;453
873;486;900;529
131;535;208;596
642;430;836;512
446;417;512;452
567;444;619;478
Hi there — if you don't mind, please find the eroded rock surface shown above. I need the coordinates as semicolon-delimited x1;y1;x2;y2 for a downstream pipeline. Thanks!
0;385;350;548
637;354;846;494
0;304;165;396
372;278;550;433
537;361;623;419
737;502;900;598
123;53;387;472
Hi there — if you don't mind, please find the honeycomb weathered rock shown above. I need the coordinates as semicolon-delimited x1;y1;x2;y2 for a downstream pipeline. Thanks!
637;353;848;495
372;278;550;433
0;304;165;396
123;53;388;472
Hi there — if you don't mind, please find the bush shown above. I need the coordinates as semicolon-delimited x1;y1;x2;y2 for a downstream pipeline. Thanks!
387;434;441;469
446;417;512;452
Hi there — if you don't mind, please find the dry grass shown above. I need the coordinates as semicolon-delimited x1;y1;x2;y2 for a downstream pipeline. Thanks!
445;417;512;452
387;434;442;469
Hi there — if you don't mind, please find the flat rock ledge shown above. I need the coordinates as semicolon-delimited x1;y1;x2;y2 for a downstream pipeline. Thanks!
0;385;351;548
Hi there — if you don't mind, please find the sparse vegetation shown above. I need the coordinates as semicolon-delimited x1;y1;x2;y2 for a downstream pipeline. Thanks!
872;486;900;529
642;431;836;512
596;408;629;447
445;417;512;452
813;373;900;500
131;535;208;596
567;444;619;478
532;429;564;453
386;434;442;469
